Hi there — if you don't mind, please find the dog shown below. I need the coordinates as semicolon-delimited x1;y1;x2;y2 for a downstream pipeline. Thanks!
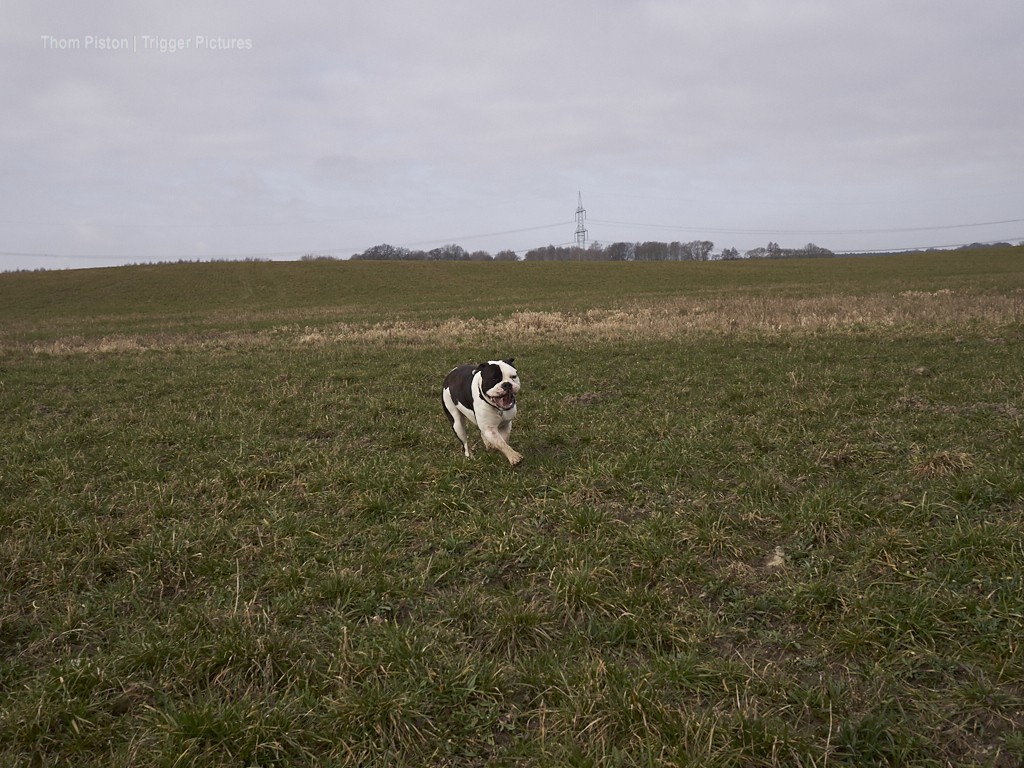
442;358;522;465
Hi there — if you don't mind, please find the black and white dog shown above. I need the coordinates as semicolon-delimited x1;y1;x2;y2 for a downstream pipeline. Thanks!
442;359;522;465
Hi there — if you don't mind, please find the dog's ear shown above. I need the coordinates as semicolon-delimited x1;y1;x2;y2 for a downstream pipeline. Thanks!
504;357;515;366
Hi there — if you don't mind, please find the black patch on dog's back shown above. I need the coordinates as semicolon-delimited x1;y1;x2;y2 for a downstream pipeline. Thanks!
444;364;478;411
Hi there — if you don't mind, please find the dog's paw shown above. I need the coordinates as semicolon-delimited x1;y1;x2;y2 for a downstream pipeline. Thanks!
507;451;523;466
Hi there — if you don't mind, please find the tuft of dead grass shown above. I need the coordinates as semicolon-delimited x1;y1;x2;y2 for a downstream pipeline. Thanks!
297;291;1023;346
911;448;976;478
4;290;1022;357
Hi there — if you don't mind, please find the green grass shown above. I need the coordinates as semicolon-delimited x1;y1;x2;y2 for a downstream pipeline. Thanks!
2;249;1023;766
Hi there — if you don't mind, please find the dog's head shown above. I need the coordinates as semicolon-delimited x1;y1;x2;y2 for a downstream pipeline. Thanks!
476;358;520;411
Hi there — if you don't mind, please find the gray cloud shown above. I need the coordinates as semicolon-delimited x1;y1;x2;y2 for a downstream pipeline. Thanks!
3;1;1022;270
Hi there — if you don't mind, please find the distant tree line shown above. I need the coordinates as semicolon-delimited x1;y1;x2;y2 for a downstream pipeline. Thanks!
345;240;835;261
733;242;836;260
347;243;518;261
524;240;716;261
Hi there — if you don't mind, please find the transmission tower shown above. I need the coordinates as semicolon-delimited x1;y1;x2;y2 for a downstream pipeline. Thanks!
574;191;588;250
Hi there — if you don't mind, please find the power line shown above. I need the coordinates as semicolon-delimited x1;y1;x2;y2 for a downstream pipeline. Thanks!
3;215;1021;265
833;236;1024;254
589;216;1024;237
392;221;571;250
0;221;574;262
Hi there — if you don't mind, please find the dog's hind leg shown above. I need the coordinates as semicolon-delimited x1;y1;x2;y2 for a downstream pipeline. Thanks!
442;391;473;458
451;415;473;458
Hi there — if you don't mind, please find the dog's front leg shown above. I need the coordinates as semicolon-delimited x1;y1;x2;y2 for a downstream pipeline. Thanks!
482;426;523;466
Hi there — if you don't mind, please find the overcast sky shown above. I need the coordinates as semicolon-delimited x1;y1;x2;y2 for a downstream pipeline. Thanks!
3;1;1023;271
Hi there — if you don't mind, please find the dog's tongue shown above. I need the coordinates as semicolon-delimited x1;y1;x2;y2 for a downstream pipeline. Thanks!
496;393;515;409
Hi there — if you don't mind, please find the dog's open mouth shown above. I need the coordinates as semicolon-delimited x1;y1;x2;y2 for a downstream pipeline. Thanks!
490;392;516;410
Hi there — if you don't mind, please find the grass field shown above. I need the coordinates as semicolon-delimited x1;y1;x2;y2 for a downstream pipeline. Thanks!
2;249;1023;766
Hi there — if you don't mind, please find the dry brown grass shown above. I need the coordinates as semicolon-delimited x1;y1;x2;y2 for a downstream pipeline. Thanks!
4;288;1021;357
